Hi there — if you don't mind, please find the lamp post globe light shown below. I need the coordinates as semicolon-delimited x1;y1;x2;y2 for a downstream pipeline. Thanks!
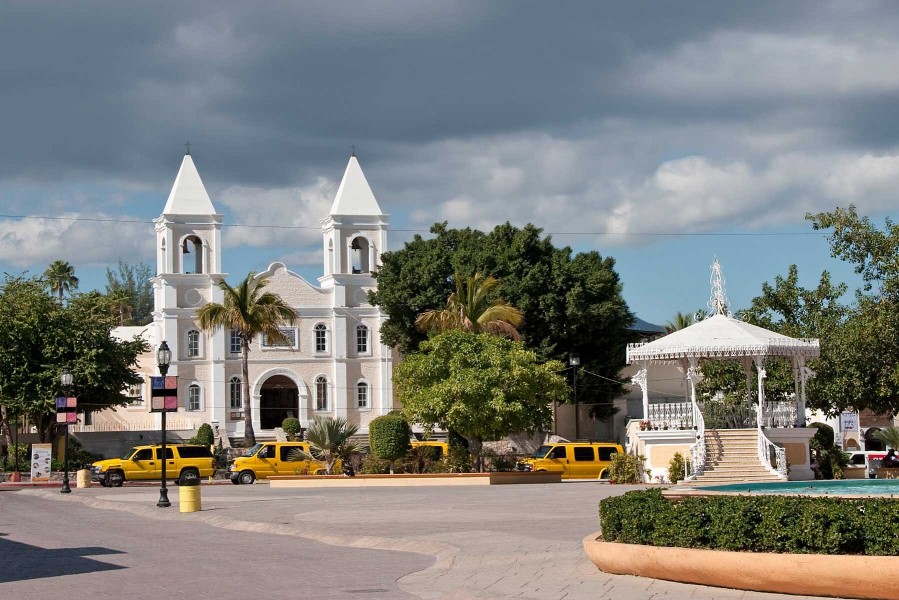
156;341;172;508
60;367;74;494
569;354;580;441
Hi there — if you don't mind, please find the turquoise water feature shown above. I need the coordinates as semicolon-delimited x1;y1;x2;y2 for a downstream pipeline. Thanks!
702;479;899;495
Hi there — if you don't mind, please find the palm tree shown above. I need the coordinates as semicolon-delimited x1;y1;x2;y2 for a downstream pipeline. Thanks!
665;311;697;333
288;416;364;474
415;272;523;339
196;272;295;445
874;427;899;450
44;260;79;302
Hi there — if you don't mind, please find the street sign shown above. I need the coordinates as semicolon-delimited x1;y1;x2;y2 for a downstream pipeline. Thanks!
840;412;859;432
150;376;178;412
55;396;77;423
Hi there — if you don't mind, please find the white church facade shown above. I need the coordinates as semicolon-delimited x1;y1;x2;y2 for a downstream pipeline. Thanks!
86;152;396;441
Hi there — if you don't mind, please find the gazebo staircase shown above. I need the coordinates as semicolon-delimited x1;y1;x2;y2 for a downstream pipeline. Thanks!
685;429;783;485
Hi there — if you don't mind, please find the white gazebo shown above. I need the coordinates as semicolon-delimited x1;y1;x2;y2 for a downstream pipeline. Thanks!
626;260;820;483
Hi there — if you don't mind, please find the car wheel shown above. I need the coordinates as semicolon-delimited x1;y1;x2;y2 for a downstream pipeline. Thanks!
238;470;255;485
99;479;110;488
230;478;240;485
108;471;125;487
178;469;200;486
598;469;608;479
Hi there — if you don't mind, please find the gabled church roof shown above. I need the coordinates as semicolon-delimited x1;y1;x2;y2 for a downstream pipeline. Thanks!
163;154;217;215
329;156;383;216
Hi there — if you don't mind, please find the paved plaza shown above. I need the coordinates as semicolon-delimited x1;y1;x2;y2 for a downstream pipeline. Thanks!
1;482;851;599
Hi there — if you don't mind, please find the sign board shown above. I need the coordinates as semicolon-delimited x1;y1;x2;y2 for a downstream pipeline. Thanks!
150;376;178;412
55;396;77;424
840;412;859;432
31;443;52;482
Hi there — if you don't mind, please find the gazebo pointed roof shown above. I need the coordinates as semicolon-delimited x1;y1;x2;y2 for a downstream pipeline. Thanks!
626;313;820;363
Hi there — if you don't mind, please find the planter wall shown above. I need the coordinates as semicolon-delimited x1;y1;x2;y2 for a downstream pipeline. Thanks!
269;471;561;488
583;533;899;600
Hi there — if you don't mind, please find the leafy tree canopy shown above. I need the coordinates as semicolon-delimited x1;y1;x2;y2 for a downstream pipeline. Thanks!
0;275;147;442
371;222;634;417
105;261;154;325
395;330;568;468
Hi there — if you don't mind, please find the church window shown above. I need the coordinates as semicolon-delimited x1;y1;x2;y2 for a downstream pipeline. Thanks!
315;376;329;411
314;323;328;354
229;377;242;409
351;237;370;274
357;382;369;409
356;325;369;355
187;330;200;357
188;384;201;411
229;330;242;354
262;327;298;349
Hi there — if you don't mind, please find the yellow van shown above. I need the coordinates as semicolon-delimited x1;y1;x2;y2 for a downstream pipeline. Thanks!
228;441;333;484
410;440;449;459
91;444;214;487
520;442;623;479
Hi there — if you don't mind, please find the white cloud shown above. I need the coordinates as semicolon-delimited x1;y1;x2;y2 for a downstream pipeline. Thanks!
218;177;335;248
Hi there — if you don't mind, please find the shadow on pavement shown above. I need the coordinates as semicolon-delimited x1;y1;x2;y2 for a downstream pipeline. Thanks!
0;534;126;582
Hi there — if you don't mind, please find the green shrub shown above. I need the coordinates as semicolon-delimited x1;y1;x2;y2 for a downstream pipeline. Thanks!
599;489;897;555
668;452;690;484
607;452;645;484
282;417;301;440
359;454;391;474
369;415;411;473
1;443;28;471
188;423;214;447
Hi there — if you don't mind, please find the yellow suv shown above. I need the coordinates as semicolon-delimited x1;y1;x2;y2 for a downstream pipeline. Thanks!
229;441;333;484
91;445;214;487
410;440;448;459
520;442;623;479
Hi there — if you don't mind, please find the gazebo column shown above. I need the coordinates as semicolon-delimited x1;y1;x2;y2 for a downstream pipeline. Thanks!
631;363;649;419
686;357;701;427
754;356;767;427
799;358;814;427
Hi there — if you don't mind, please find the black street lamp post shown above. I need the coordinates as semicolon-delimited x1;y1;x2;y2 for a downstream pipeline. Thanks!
569;353;581;441
60;368;73;494
156;341;172;508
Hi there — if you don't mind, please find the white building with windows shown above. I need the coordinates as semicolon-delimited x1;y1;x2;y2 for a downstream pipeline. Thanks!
86;152;395;441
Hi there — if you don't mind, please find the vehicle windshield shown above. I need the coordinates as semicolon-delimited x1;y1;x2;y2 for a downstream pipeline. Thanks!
245;443;263;457
119;448;137;460
531;445;553;459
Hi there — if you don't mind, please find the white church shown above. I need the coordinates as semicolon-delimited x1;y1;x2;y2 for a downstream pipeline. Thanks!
85;152;396;442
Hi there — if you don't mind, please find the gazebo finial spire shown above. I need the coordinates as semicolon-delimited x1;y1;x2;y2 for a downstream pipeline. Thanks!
708;257;731;317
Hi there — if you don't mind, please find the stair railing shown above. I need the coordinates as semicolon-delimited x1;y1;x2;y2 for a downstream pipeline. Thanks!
757;425;788;478
687;403;706;480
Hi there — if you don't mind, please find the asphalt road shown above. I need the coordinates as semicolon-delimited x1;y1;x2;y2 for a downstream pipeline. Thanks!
0;482;852;600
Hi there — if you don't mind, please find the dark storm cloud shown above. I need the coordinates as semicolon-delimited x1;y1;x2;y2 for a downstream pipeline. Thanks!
1;0;867;189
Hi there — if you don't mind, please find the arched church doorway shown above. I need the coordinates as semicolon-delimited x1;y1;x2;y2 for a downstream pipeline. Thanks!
260;375;299;430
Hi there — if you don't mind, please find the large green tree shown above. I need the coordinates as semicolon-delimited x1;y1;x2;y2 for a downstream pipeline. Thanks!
395;330;568;470
105;261;154;325
196;272;295;445
43;259;79;302
372;222;634;418
0;276;147;443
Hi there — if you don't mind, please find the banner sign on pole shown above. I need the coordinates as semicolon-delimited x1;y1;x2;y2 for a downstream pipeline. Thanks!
55;396;78;423
31;443;52;482
150;376;178;412
840;412;859;432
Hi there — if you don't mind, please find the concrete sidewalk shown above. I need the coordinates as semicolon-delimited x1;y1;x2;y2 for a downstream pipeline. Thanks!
11;483;850;600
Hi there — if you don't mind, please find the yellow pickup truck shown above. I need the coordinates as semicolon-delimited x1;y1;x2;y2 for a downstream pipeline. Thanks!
228;441;333;484
91;444;214;487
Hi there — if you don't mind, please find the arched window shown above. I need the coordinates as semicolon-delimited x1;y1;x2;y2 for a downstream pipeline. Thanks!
229;377;242;409
351;237;370;273
181;235;203;274
188;384;201;411
187;330;200;357
315;376;329;411
314;323;328;354
356;324;369;354
357;382;369;409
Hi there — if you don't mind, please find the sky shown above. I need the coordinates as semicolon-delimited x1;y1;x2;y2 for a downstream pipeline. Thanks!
2;1;898;325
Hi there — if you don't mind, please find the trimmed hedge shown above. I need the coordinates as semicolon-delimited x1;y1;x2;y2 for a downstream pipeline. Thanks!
599;489;899;556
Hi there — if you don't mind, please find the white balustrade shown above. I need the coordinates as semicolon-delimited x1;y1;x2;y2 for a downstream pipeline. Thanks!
645;401;694;430
762;400;798;428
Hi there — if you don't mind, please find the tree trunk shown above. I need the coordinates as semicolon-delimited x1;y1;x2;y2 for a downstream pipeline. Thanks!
0;405;11;450
466;437;483;473
241;340;255;446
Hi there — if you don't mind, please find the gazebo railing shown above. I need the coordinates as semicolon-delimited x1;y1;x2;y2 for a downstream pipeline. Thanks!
646;401;694;430
761;400;799;428
757;428;788;478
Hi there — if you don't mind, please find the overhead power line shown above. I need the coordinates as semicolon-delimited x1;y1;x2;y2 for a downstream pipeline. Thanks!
0;213;828;238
